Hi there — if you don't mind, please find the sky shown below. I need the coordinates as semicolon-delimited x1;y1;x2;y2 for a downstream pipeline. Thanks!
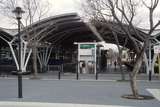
1;0;160;29
50;0;160;29
47;0;82;15
0;0;83;28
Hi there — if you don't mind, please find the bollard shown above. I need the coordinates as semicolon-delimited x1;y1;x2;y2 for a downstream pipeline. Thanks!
76;61;79;80
76;70;79;80
58;71;61;80
96;72;98;80
149;70;152;81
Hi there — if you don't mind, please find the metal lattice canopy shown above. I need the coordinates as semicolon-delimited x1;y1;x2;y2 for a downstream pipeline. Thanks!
0;28;15;43
18;13;103;49
91;20;148;51
1;13;156;50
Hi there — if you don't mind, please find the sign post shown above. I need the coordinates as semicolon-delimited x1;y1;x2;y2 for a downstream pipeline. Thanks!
154;45;160;79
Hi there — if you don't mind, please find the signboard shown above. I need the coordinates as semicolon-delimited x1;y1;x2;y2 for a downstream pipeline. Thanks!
80;44;95;49
79;44;95;55
79;49;93;55
154;45;160;53
76;43;97;74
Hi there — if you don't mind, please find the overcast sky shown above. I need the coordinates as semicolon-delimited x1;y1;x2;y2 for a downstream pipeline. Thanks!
48;0;82;15
0;0;82;28
1;0;160;29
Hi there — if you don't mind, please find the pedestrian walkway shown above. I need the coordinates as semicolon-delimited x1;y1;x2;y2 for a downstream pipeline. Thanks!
0;79;160;107
0;102;137;107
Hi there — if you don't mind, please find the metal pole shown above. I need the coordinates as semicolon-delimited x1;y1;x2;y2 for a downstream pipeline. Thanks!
76;61;79;80
96;45;100;80
17;18;23;98
58;66;61;80
149;70;152;81
77;44;79;80
149;40;152;81
96;72;98;80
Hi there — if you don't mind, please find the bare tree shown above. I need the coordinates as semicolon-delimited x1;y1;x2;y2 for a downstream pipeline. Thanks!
83;0;160;99
82;0;126;80
22;0;50;78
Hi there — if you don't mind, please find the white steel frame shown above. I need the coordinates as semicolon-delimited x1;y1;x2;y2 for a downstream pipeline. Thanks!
0;35;32;72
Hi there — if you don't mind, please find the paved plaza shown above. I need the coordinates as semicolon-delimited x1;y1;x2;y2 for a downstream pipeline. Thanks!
0;75;160;107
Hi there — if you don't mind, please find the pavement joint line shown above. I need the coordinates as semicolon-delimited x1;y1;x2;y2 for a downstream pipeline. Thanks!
0;77;29;80
0;101;134;107
41;78;117;82
0;77;160;82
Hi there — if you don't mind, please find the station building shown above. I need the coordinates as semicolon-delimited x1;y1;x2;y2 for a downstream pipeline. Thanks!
0;13;158;76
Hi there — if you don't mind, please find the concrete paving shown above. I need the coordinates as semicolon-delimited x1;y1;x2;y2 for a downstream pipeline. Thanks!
0;101;135;107
147;89;160;101
0;78;160;107
0;101;136;107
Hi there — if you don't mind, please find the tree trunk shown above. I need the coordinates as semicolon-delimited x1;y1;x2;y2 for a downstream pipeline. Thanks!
33;44;38;77
129;72;139;97
112;31;125;80
129;50;143;97
118;55;125;80
118;49;125;80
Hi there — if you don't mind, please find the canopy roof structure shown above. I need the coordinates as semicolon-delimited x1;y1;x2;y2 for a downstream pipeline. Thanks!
0;28;15;43
20;13;103;49
1;13;160;50
92;21;148;50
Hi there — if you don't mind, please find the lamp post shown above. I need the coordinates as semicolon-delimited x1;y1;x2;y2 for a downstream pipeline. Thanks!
12;7;25;98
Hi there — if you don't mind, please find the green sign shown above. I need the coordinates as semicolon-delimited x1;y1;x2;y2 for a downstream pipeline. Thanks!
80;44;95;49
